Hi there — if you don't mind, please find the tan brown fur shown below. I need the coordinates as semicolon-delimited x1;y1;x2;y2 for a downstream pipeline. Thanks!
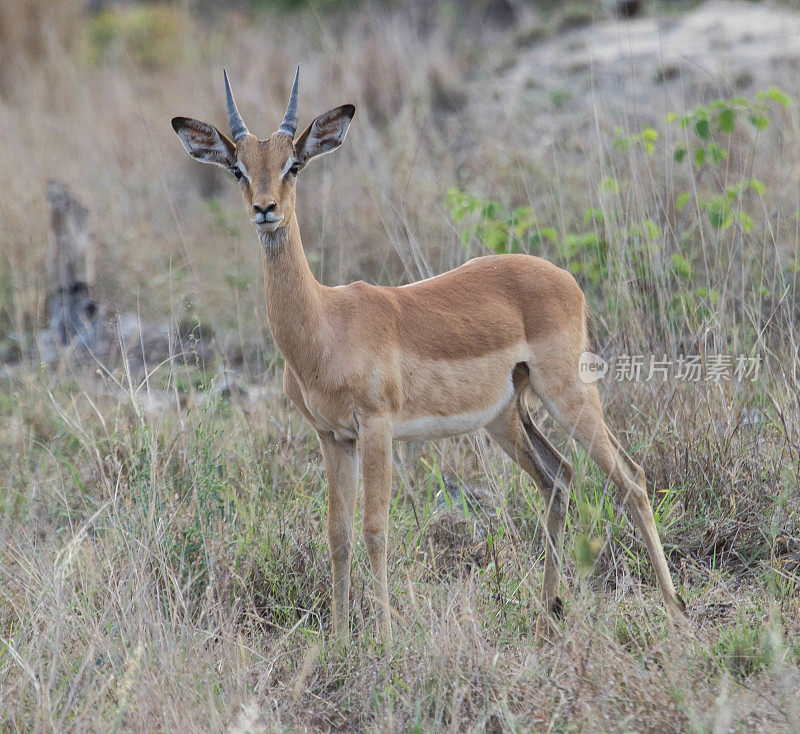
173;95;687;645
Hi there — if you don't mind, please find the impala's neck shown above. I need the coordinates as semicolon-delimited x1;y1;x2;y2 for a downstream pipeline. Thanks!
259;214;324;367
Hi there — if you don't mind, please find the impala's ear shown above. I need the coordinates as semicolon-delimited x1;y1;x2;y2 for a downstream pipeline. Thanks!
171;117;236;168
294;105;355;170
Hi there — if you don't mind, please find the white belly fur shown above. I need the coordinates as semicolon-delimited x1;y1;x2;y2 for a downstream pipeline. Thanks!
393;381;514;441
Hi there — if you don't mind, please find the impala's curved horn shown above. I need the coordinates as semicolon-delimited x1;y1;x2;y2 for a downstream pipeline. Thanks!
277;65;300;139
223;69;249;142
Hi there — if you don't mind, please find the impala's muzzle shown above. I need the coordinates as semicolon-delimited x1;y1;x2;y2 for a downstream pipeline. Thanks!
251;201;283;231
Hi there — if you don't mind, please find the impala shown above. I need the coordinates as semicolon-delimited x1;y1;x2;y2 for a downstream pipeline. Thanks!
172;68;687;642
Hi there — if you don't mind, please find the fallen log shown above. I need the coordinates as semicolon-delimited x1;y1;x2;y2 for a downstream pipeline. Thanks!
38;180;102;360
35;181;216;371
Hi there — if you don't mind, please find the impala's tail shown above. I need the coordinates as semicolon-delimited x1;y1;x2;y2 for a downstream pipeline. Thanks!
583;296;598;354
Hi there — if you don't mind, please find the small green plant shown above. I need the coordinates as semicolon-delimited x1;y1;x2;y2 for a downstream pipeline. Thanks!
671;87;790;167
612;124;659;155
446;189;537;255
613;612;660;653
549;88;572;110
713;618;776;680
668;88;789;233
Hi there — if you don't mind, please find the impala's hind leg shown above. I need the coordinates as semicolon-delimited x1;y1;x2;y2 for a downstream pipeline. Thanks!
486;389;573;639
532;372;687;623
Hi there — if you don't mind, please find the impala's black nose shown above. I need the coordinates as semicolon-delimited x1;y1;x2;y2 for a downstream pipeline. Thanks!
253;201;276;216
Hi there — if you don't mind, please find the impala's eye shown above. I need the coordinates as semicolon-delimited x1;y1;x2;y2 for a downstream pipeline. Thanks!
232;166;243;181
288;161;300;176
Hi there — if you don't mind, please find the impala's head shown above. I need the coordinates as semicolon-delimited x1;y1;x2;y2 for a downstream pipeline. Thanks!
172;67;354;235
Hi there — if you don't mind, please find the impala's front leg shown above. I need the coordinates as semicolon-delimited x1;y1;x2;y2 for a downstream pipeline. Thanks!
359;414;394;643
319;431;358;639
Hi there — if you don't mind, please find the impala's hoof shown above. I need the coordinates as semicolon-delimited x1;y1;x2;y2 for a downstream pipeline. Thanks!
666;593;691;632
535;619;558;643
667;592;688;619
535;599;564;642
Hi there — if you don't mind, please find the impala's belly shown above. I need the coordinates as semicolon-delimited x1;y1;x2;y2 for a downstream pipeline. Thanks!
393;384;513;440
392;349;521;441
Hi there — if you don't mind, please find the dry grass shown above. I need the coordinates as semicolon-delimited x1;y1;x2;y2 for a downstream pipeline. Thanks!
1;1;800;731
